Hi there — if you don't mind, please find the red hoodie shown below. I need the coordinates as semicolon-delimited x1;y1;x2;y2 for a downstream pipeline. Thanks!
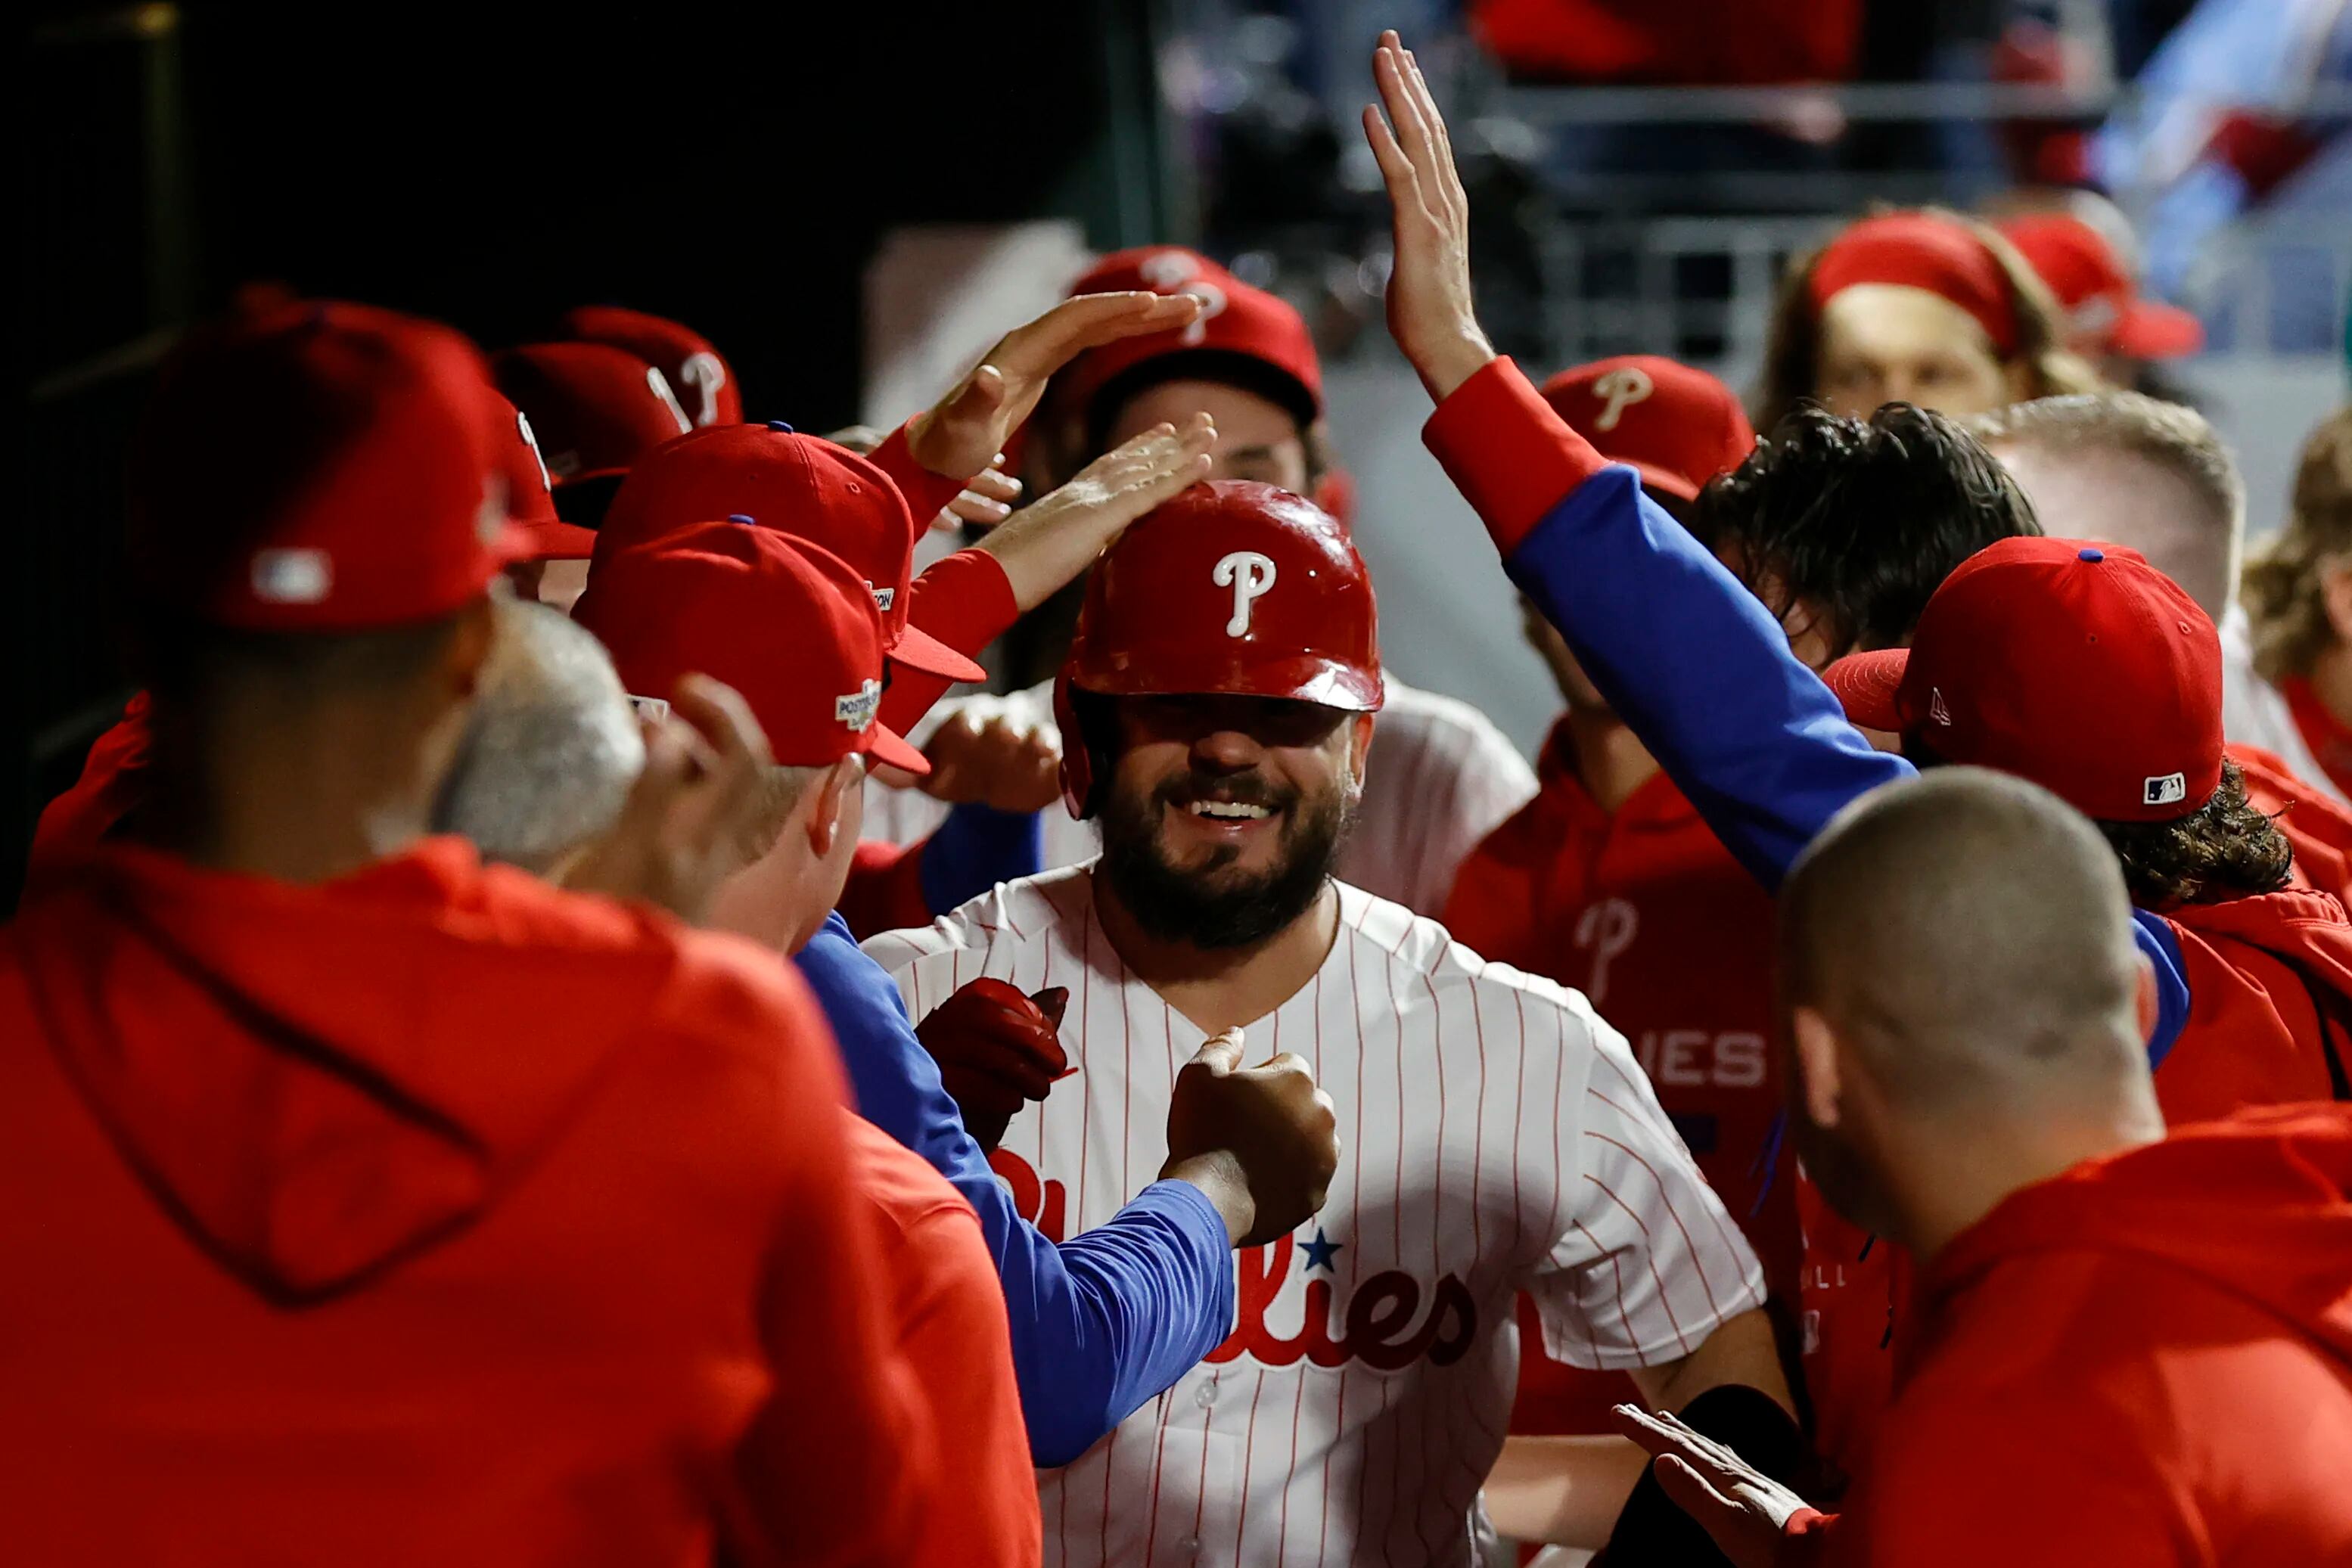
1830;1107;2352;1566
0;840;934;1567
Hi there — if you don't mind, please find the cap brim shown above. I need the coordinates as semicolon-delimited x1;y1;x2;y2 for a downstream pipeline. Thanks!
2110;299;2204;359
515;517;600;561
863;719;931;776
887;620;989;684
1627;461;1702;503
1820;648;1910;731
486;521;541;569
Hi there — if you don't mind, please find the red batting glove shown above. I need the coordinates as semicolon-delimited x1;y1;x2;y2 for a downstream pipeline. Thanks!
914;979;1074;1152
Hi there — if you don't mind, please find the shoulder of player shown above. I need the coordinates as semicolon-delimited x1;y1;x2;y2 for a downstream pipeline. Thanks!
859;862;1090;972
1340;882;1600;1032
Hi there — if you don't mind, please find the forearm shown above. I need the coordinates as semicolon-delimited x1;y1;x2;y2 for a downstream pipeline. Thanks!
1423;359;1910;891
884;549;1019;736
961;1169;1238;1466
1628;1306;1793;1417
1484;1435;1651;1549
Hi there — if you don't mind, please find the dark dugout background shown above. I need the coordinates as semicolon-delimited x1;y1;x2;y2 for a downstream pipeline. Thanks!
13;1;1170;908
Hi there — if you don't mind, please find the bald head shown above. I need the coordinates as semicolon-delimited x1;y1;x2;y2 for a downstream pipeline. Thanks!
1973;393;2244;621
433;597;644;874
1782;768;2146;1110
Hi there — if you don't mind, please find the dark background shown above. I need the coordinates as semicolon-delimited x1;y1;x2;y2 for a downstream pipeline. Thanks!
13;1;1170;907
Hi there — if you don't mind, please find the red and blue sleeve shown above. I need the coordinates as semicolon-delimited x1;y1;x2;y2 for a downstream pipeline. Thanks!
1421;356;2189;1060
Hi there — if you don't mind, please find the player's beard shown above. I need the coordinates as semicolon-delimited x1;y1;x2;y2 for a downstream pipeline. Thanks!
1098;768;1354;950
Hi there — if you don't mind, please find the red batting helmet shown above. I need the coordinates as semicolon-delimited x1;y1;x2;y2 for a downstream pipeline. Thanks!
1055;480;1381;820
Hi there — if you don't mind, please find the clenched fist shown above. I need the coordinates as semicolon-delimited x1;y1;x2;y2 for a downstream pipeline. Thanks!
914;978;1074;1153
1161;1027;1341;1249
918;709;1064;813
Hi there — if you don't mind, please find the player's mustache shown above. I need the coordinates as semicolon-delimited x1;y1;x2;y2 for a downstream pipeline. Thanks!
1157;771;1293;812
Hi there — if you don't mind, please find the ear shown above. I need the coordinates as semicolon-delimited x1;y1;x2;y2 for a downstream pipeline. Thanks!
1782;595;1842;674
1348;713;1375;787
800;756;860;857
1790;1005;1845;1131
2319;562;2352;645
443;595;499;699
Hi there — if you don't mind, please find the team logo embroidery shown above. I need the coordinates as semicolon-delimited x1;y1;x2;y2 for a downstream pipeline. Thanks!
1135;250;1226;346
990;1150;1475;1373
835;678;882;731
1928;687;1953;726
1213;549;1278;637
514;409;553;492
2144;772;2188;806
250;548;331;605
644;365;693;434
1573;896;1639;1007
676;350;729;427
1589;365;1655;431
1139;250;1198;289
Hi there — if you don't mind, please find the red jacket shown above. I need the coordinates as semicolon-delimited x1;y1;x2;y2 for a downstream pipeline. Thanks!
1446;719;1797;1438
1830;1107;2352;1566
845;1118;1041;1567
0;840;932;1567
1800;877;2352;1492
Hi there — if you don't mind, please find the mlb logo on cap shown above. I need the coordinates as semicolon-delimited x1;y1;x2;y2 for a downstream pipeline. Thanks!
2145;772;2189;808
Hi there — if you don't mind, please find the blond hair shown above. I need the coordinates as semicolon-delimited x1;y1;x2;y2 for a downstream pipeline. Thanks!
2244;407;2352;682
1754;206;2103;434
1967;391;2245;618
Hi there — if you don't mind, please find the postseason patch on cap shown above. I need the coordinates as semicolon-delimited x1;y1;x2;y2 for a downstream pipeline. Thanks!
834;678;881;732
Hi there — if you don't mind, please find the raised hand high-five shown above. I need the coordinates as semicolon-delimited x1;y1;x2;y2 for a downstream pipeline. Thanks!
1361;29;1497;402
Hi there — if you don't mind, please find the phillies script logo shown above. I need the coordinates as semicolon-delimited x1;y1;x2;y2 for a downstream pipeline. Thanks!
990;1149;1476;1371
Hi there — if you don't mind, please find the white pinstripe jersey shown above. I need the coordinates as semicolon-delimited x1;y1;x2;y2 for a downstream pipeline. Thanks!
862;867;1766;1568
859;675;1538;919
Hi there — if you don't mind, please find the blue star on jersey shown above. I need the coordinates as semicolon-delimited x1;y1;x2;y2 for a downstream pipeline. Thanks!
1299;1226;1344;1272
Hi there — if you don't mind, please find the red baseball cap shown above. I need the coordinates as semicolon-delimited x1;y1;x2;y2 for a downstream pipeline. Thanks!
573;520;927;775
1822;537;2222;822
487;390;598;561
596;420;986;684
1061;247;1323;436
1540;356;1757;501
558;306;743;427
1810;213;2021;356
1996;213;2204;361
128;298;529;631
489;342;693;485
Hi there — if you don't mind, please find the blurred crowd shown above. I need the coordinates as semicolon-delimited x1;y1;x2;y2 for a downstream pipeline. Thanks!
5;18;2350;1568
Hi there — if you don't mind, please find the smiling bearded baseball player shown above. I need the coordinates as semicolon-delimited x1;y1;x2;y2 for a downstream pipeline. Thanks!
865;480;1788;1565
